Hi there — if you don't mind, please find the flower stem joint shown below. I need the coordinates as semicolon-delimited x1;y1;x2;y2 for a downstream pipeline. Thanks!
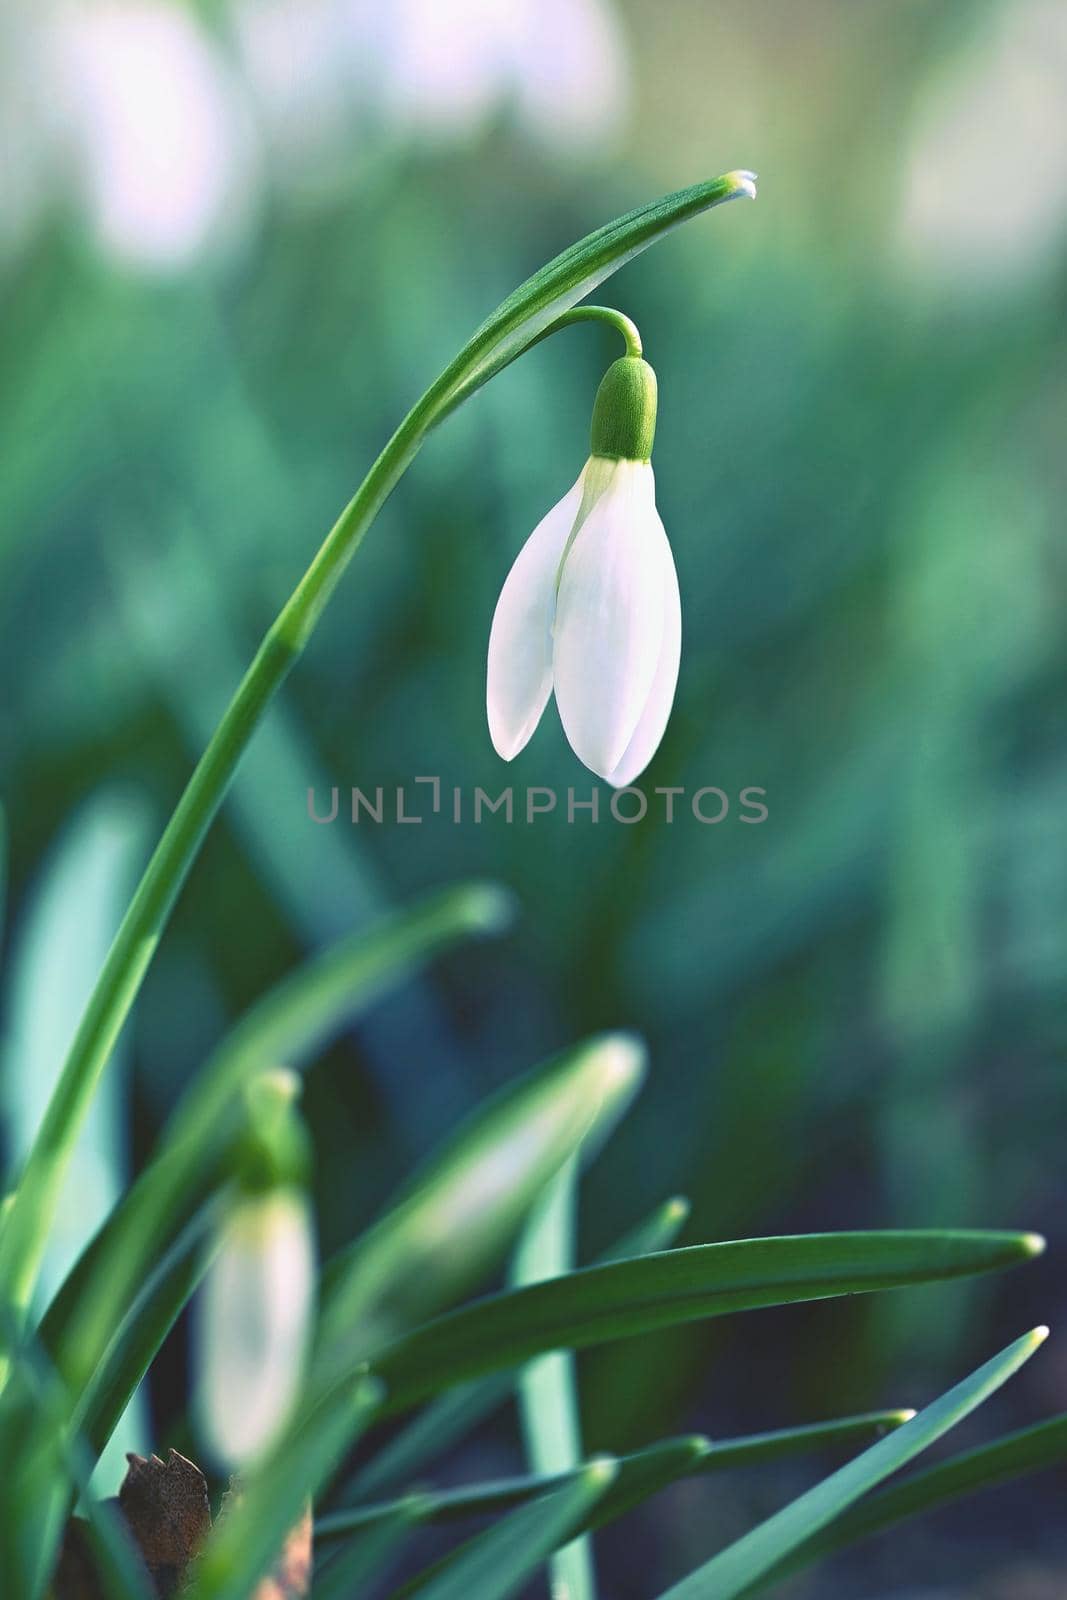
487;334;680;788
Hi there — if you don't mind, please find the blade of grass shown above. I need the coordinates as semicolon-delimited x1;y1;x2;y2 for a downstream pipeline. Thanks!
693;1412;916;1473
1;793;152;1487
370;1232;1044;1413
319;1438;706;1542
318;1415;915;1544
398;1459;618;1600
0;1320;153;1600
336;1373;517;1507
67;1200;220;1460
598;1196;690;1264
511;1157;592;1600
655;1327;1049;1599
333;1192;689;1507
311;1499;424;1600
764;1410;1067;1584
315;1034;645;1373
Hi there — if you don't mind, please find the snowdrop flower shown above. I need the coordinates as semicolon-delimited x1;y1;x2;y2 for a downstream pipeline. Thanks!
197;1186;315;1467
196;1069;314;1467
487;353;680;787
50;1;258;270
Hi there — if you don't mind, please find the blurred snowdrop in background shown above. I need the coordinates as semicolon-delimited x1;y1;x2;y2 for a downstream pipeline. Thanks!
0;0;627;271
52;1;259;269
3;0;259;270
898;0;1067;292
357;0;627;148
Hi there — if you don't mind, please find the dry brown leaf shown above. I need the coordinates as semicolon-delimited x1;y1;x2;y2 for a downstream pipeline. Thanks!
54;1450;310;1600
119;1451;212;1597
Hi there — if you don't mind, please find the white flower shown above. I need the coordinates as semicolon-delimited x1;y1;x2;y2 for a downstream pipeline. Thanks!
487;452;681;788
36;0;259;271
196;1188;315;1467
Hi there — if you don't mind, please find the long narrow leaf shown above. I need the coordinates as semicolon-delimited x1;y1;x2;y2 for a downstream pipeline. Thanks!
399;1460;618;1600
69;1201;220;1460
335;1194;689;1507
371;1232;1043;1412
1;793;152;1486
0;1321;153;1600
337;1373;516;1508
599;1197;690;1265
655;1327;1048;1599
316;1034;645;1370
319;1415;914;1544
511;1157;592;1600
312;1500;423;1600
434;172;755;416
767;1410;1067;1582
693;1411;916;1474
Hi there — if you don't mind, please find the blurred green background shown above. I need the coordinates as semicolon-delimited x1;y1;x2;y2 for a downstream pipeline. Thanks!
2;0;1066;1592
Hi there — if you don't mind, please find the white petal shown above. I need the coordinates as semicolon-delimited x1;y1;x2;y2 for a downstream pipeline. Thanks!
487;467;585;760
552;460;665;778
197;1190;315;1466
605;514;681;787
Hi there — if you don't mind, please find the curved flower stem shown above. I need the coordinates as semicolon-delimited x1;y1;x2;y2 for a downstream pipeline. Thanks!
538;305;643;359
0;165;755;1331
0;326;627;1325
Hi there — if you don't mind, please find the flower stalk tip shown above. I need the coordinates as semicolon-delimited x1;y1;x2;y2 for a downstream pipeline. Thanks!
727;169;758;200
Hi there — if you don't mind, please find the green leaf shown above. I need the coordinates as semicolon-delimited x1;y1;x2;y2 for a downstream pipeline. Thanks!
305;1500;422;1600
316;1033;646;1370
599;1196;690;1264
654;1327;1048;1599
0;792;152;1485
0;1323;154;1600
398;1459;618;1600
186;1375;383;1600
336;1372;516;1507
771;1410;1067;1581
433;172;756;417
511;1157;593;1600
333;1193;689;1507
319;1437;706;1542
318;1416;914;1545
370;1231;1043;1412
65;1204;215;1460
693;1411;916;1473
45;884;511;1408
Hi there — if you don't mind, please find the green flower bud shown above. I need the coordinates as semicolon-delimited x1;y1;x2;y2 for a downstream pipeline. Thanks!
589;355;658;462
233;1067;312;1195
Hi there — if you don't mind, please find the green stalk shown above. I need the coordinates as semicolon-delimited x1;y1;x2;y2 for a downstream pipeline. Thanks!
0;170;755;1323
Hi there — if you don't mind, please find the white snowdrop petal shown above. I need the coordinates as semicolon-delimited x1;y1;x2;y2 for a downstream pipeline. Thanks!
197;1190;315;1467
486;467;585;760
53;2;258;270
552;460;665;779
604;513;681;788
